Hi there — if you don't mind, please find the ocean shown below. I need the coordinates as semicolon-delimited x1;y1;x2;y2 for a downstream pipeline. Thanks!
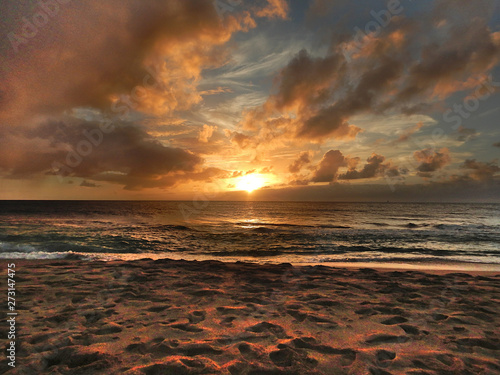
0;200;499;267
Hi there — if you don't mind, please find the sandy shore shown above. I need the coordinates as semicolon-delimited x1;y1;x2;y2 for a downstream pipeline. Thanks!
1;259;500;374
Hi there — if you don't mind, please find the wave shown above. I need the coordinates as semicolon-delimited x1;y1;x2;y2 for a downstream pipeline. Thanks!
0;250;87;260
236;222;351;229
199;245;472;258
366;222;390;227
150;224;192;231
0;242;39;253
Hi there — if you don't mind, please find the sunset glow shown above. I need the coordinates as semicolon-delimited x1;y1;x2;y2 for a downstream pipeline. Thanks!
234;174;266;193
0;0;499;201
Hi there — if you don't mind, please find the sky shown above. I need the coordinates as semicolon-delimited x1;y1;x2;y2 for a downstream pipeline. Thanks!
0;0;500;201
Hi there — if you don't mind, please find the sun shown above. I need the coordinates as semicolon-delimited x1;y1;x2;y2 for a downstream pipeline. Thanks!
235;174;266;193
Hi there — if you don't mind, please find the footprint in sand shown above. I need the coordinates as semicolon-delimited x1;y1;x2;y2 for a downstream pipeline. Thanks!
188;310;206;324
376;349;396;362
291;337;357;366
170;323;204;333
399;324;420;335
246;322;288;339
94;322;123;335
381;316;408;325
269;347;318;369
219;316;237;326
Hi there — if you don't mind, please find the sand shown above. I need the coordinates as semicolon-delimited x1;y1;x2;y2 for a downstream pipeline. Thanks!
1;259;499;375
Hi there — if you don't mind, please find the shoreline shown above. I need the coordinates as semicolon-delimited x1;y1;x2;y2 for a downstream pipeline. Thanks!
3;256;500;275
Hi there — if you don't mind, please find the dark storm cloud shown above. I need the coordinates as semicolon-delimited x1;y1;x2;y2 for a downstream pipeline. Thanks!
413;148;451;177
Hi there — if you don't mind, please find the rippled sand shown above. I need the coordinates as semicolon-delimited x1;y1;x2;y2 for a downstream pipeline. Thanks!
2;259;500;374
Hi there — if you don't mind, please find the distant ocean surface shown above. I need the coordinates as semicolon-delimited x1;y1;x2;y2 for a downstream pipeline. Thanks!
0;201;499;266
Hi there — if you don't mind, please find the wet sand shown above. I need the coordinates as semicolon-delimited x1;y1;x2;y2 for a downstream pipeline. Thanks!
1;259;499;374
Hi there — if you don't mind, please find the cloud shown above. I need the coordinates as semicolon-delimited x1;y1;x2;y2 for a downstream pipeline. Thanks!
413;148;451;177
229;131;255;149
288;151;312;173
311;150;347;182
198;124;217;143
459;159;500;181
395;122;423;143
92;167;227;190
455;126;478;142
239;1;500;145
492;142;500;148
0;118;230;190
0;0;280;124
80;180;99;188
304;149;403;183
255;0;289;19
339;153;401;180
306;0;339;19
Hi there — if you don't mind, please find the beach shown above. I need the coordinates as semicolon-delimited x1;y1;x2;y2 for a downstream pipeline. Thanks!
2;259;499;374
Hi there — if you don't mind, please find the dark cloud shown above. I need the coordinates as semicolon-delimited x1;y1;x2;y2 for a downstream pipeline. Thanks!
80;180;99;188
459;159;500;181
0;0;291;191
0;118;229;190
339;153;400;180
241;0;500;144
311;150;347;182
414;148;451;177
91;167;227;191
306;149;402;183
288;151;312;173
493;142;500;148
0;0;283;123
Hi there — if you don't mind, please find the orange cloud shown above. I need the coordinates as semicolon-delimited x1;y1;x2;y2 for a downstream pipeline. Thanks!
0;0;271;124
395;122;423;143
414;148;451;178
239;2;500;145
256;0;289;19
